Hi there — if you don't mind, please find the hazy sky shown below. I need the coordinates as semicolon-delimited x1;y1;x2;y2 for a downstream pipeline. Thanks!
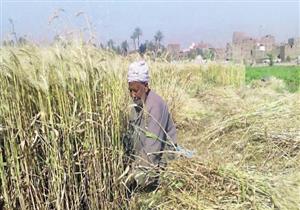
1;0;299;48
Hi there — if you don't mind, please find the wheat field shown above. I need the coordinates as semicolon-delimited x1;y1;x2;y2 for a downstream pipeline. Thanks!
0;43;299;210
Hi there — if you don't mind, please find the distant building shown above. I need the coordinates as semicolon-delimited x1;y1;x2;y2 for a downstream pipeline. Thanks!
214;48;226;60
280;37;300;61
231;35;256;63
252;43;267;63
288;37;300;46
260;35;275;52
232;32;248;44
168;34;299;63
229;32;282;64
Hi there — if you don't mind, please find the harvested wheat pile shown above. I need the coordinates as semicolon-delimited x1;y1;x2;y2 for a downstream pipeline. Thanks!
157;84;300;210
130;157;300;210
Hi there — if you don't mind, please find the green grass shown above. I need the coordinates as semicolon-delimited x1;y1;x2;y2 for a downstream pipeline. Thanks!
246;66;300;92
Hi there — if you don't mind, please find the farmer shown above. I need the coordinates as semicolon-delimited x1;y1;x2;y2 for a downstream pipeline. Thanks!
123;45;177;194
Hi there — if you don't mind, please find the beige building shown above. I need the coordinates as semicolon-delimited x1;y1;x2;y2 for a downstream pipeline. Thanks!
231;36;257;63
214;48;226;60
260;35;275;52
229;32;281;64
280;37;300;61
232;32;247;44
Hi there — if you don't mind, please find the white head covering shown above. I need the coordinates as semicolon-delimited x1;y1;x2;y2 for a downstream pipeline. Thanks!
127;60;149;83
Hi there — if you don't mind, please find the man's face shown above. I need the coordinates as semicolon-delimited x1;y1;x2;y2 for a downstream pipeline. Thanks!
128;82;148;106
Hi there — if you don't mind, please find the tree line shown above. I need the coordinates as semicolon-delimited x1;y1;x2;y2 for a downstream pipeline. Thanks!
2;18;165;57
104;27;165;56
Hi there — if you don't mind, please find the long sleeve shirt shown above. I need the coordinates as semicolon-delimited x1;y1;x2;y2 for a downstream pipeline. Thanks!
129;90;177;168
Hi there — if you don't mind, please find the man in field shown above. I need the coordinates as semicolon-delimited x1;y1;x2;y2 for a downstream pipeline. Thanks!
123;45;177;194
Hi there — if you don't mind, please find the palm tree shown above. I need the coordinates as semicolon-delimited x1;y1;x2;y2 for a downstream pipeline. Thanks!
154;30;164;50
134;27;142;48
121;40;129;56
130;33;137;50
146;41;156;52
107;39;115;50
8;18;18;44
18;36;27;46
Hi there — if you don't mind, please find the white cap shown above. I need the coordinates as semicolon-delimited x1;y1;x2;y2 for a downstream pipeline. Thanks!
127;60;149;83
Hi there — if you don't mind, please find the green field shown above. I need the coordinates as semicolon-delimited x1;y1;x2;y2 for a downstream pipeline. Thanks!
246;66;300;92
